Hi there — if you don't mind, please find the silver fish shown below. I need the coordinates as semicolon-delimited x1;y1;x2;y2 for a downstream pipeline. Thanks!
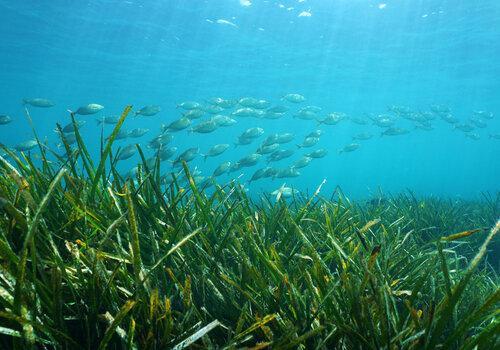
256;143;280;155
339;143;360;154
381;127;409;136
352;132;373;140
135;105;161;116
213;161;231;177
128;128;149;138
203;144;229;160
306;148;328;158
0;115;12;125
73;103;104;115
96;116;120;125
268;149;294;162
319;113;345;125
14;140;38;152
240;127;264;139
282;93;306;103
23;98;55;108
237;153;262;167
190;120;218;134
211;115;236;127
163;117;191;132
158;146;177;161
116;144;136;161
183;109;205;119
177;101;201;110
297;136;319;148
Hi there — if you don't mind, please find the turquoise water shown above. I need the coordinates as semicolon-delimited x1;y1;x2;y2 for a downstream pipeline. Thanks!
0;0;499;199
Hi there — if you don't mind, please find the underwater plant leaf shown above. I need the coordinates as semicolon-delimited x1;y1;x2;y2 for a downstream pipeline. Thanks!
90;105;132;201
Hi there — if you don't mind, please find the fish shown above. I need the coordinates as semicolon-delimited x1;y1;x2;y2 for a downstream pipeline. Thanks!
263;112;285;119
135;105;161;116
293;156;312;169
232;108;264;118
415;123;434;131
14;139;38;152
352;132;373;140
116;144;136;161
144;157;158;169
472;111;493;119
237;153;262;167
211;115;236;127
0;115;13;125
158;146;177;161
381;127;410;136
306;148;328;158
267;105;289;113
282;93;306;103
454;123;475;133
183;109;205;119
202;105;224;114
300;106;322;113
268;149;294;162
271;183;299;200
275;133;294;144
58;120;85;133
22;98;55;108
293;110;317;120
490;133;500;139
441;114;459;124
163;117;191;132
161;172;178;185
275;167;300;178
430;104;451;114
125;166;139;179
465;133;480;140
256;143;280;155
307;130;323;138
261;134;279;146
249;167;269;183
216;19;238;28
148;134;173;149
107;129;129;141
240;127;264;139
72;103;104;115
128;128;149;138
177;101;201;110
172;147;199;166
190;120;218;133
207;98;237;109
263;167;280;178
470;118;487;128
235;136;255;146
371;115;395;128
96;115;120;125
319;113;345;125
56;132;77;147
297;136;319;148
239;97;261;108
203;144;229;160
213;161;231;177
339;143;360;154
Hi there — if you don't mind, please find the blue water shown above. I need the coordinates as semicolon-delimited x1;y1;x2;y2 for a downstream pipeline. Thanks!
0;0;499;199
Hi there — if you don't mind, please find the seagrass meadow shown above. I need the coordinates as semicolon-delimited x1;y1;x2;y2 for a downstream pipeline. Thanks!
0;107;499;349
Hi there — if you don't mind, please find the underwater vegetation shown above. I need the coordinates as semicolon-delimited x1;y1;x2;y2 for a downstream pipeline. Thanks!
0;107;498;349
